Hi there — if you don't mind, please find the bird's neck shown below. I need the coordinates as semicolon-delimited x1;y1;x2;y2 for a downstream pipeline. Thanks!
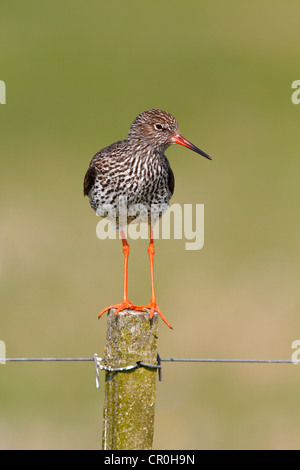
127;136;169;158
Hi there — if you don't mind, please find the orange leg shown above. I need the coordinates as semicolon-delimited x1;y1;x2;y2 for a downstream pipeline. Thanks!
98;228;172;329
133;229;173;329
98;229;135;318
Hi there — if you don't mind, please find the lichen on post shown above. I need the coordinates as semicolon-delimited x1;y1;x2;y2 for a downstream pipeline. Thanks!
102;309;159;450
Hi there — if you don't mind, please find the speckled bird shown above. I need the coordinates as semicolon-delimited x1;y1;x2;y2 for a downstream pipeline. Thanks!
84;109;212;328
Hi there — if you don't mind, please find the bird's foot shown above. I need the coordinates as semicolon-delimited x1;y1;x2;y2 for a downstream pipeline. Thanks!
98;299;172;329
131;300;173;329
98;300;136;319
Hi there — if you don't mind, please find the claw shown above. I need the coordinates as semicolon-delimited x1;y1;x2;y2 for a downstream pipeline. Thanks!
130;301;173;329
98;300;172;329
98;300;134;319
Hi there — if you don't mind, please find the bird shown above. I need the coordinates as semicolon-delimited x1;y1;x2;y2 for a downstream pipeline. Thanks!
84;109;212;329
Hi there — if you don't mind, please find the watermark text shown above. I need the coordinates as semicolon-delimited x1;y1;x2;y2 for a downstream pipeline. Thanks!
291;80;300;104
0;340;6;364
95;199;205;251
0;80;6;104
291;340;300;364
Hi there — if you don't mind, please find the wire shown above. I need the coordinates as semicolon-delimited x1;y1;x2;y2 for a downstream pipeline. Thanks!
160;358;299;364
2;355;299;389
1;357;299;364
2;358;94;362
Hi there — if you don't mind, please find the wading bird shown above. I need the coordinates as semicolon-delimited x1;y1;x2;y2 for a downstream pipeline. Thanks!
84;109;211;328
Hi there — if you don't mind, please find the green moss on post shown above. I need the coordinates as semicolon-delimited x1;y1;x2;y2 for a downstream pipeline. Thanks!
102;309;159;450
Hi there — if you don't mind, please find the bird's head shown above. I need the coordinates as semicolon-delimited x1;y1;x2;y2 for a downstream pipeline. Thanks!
128;108;212;160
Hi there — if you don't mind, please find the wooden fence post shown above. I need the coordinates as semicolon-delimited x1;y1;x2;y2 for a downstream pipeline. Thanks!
102;309;159;450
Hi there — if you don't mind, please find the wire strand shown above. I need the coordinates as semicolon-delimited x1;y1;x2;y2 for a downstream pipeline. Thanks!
1;357;299;364
160;358;299;364
1;358;94;362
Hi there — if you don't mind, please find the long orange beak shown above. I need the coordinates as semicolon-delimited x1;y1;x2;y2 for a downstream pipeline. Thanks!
172;134;212;160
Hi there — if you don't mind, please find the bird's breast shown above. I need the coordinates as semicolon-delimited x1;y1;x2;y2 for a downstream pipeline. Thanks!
89;147;173;219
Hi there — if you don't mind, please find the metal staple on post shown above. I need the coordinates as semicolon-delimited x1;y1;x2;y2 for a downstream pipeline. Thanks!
93;353;161;389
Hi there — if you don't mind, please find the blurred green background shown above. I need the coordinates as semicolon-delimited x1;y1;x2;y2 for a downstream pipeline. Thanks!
1;0;300;450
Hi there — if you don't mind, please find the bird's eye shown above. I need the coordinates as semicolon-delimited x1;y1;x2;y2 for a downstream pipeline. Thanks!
154;123;163;131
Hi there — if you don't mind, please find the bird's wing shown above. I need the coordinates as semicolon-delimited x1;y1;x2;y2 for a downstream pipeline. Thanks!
162;156;175;198
83;140;128;196
83;164;97;196
168;165;175;197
